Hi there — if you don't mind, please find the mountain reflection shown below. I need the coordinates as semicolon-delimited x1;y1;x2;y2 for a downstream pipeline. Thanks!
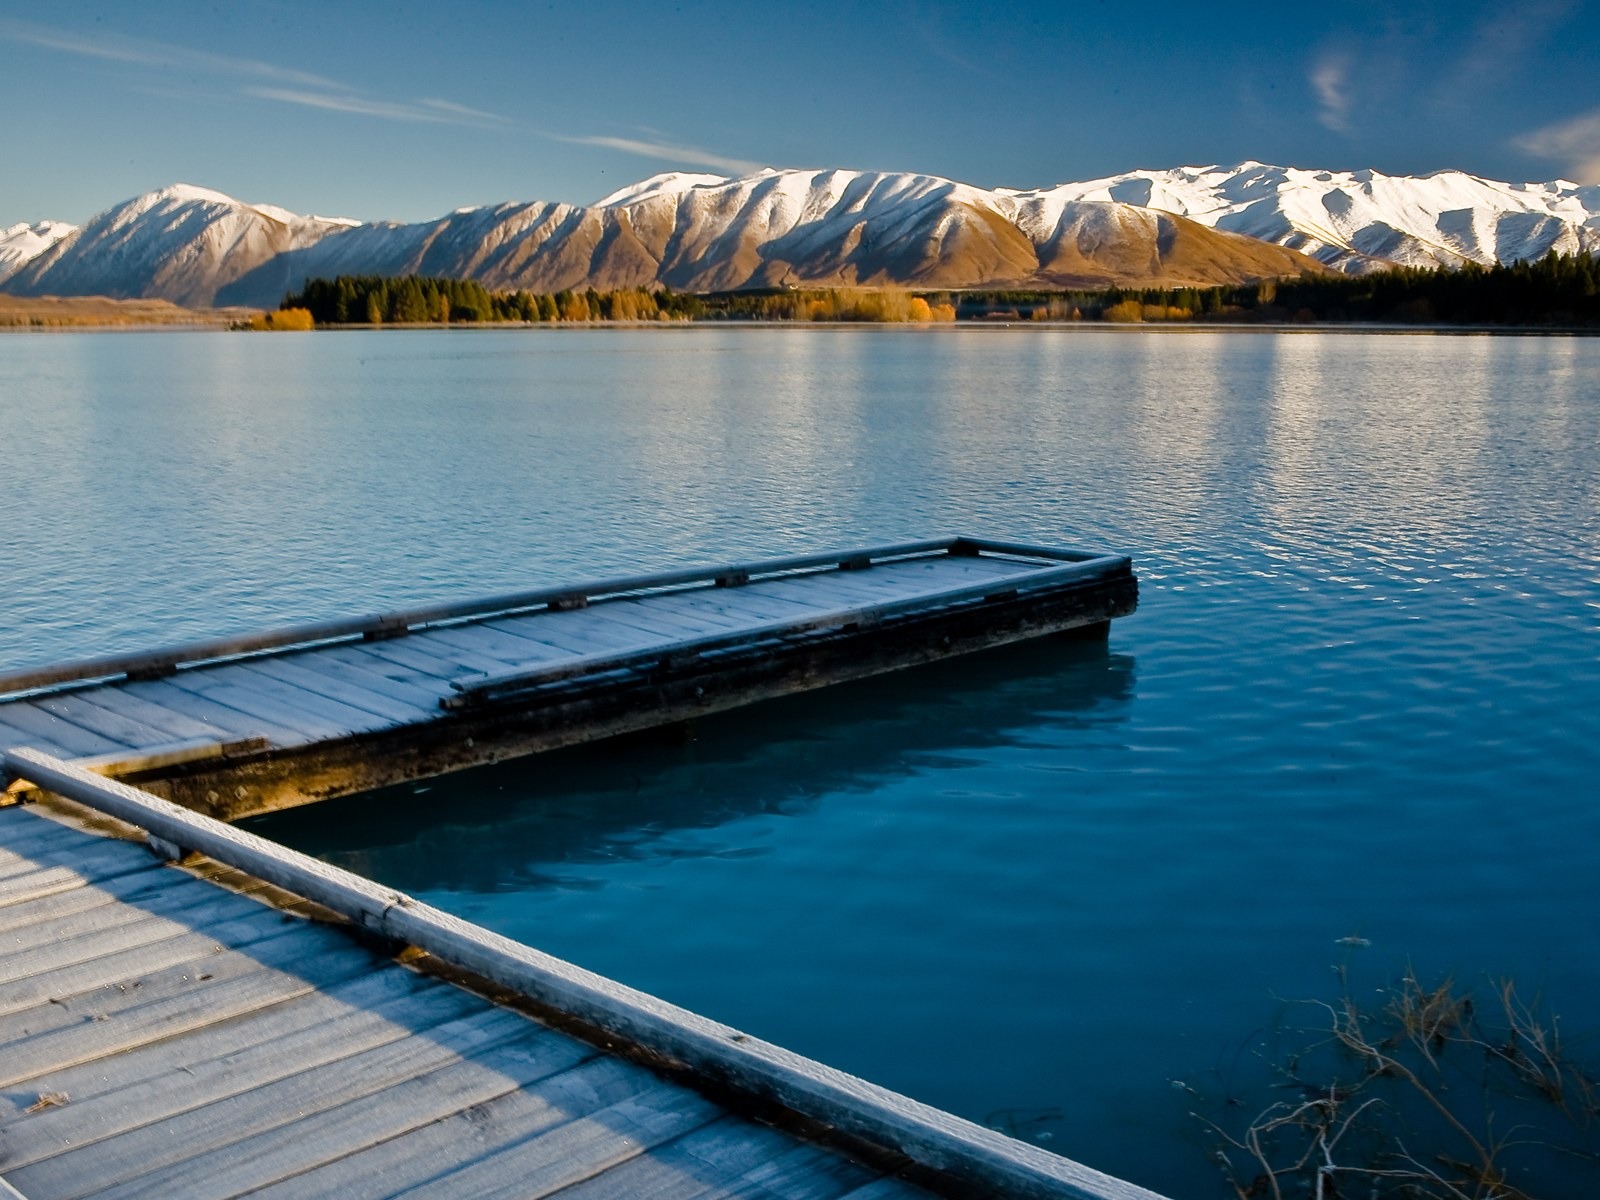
246;636;1136;893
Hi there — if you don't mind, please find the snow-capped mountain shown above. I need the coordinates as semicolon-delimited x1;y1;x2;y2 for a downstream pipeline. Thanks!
1029;162;1600;272
8;163;1598;307
6;185;358;307
0;220;76;284
11;172;1322;308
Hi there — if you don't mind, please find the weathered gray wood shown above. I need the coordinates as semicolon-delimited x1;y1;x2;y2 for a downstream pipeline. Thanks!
170;666;394;740
117;678;301;746
60;685;232;743
544;1117;879;1200
0;858;185;935
391;1080;724;1200
349;636;506;683
53;1014;587;1200
0;703;130;757
0;972;486;1170
238;657;435;725
28;693;177;750
0;853;165;911
0;907;336;1021
573;602;734;641
0;834;156;888
182;1053;652;1200
0;751;1165;1200
291;648;448;709
0;964;450;1120
0;811;97;864
413;622;568;666
0;928;383;1089
450;557;1127;706
0;896;286;1004
0;873;270;968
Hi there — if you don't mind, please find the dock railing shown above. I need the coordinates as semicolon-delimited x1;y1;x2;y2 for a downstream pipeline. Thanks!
0;747;1167;1200
0;536;1115;702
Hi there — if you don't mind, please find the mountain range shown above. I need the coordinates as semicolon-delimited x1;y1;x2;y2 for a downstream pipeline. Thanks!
4;163;1597;309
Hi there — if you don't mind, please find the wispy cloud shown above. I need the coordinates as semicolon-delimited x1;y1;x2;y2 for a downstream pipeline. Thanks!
1515;108;1600;184
246;88;510;128
6;18;761;180
1309;50;1352;133
3;19;509;130
553;134;763;177
0;19;344;90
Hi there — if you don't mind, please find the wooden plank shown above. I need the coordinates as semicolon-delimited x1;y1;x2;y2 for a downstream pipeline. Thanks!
626;593;757;630
476;614;644;657
574;602;735;641
160;673;358;744
293;647;449;708
0;856;180;936
391;1080;723;1200
0;854;165;911
0;964;448;1120
0;812;102;864
539;1118;844;1200
0;928;385;1088
28;693;177;751
670;586;828;619
0;835;155;888
0;702;132;756
116;678;302;746
349;636;506;683
65;684;234;742
238;657;435;725
0;970;488;1169
418;623;575;666
171;665;397;739
43;1013;587;1200
0;906;334;1021
0;869;268;963
0;884;276;987
0;713;102;760
178;1052;652;1200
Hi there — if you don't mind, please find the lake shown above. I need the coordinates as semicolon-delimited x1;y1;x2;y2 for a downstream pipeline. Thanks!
2;327;1597;1196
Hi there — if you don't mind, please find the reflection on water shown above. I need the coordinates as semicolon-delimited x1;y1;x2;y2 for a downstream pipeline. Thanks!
247;637;1135;892
3;328;1599;1197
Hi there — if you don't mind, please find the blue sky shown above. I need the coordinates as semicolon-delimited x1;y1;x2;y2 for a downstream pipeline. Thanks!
3;1;1598;224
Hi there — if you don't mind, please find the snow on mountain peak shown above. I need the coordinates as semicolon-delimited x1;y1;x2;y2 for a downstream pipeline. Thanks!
0;220;78;284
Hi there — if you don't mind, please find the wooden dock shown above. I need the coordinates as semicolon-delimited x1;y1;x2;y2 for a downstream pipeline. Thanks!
0;538;1136;820
0;750;1165;1200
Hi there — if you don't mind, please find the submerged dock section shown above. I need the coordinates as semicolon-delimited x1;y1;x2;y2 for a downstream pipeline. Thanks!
0;750;1165;1200
0;537;1137;820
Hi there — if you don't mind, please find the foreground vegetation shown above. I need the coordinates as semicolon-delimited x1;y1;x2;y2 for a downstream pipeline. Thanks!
0;295;237;329
1183;964;1599;1198
281;253;1599;329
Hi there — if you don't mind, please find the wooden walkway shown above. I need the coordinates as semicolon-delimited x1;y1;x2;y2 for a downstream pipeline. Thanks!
0;753;1164;1200
0;538;1137;820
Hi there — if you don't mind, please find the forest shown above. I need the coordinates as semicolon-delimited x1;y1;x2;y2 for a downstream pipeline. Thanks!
281;252;1600;329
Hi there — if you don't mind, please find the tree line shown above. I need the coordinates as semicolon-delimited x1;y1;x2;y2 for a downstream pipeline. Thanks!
282;253;1600;329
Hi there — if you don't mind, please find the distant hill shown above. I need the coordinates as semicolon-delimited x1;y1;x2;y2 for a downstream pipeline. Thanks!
6;162;1596;308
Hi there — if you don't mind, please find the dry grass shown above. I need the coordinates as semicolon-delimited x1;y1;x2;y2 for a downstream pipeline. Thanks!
0;294;248;329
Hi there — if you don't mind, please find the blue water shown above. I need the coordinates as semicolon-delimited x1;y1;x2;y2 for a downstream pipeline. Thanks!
2;328;1597;1195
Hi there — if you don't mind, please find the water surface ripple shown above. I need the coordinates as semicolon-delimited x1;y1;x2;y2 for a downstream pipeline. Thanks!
3;328;1597;1196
